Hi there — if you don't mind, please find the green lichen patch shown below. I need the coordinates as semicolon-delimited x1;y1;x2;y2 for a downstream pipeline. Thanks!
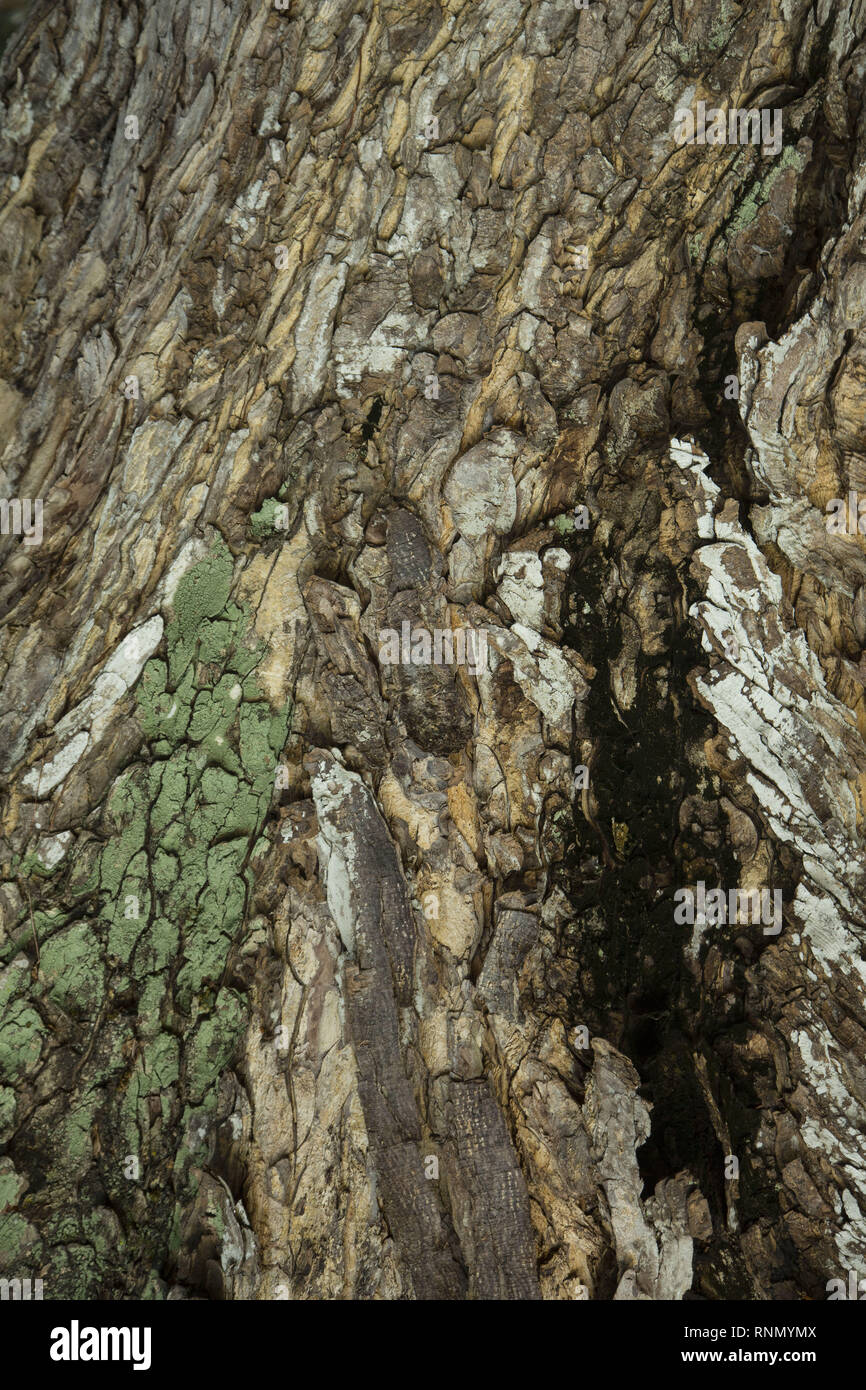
40;921;104;1017
0;999;44;1081
725;144;807;240
0;539;292;1296
0;1159;26;1211
184;989;245;1105
171;540;234;649
0;1212;39;1267
248;496;286;539
141;1033;180;1091
0;1087;16;1140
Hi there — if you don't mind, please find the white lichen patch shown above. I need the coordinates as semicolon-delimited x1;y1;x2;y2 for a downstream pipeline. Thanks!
35;832;74;870
793;883;866;986
227;178;271;246
496;551;544;630
512;623;585;726
333;307;420;395
481;621;589;731
288;256;349;415
22;733;90;798
670;436;717;538
444;431;520;541
22;616;164;796
310;760;362;955
680;427;866;1272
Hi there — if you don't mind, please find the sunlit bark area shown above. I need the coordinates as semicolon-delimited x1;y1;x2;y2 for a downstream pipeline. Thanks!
2;0;866;1299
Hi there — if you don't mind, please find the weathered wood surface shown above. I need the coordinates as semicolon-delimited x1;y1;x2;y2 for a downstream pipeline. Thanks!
1;0;866;1299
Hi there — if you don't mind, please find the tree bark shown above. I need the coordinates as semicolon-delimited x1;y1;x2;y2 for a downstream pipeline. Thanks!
1;0;866;1300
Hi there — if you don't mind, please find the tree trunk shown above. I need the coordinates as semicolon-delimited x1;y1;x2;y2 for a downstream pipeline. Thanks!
2;0;866;1300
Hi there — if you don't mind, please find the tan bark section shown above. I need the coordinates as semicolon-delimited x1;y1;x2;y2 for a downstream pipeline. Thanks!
1;0;866;1299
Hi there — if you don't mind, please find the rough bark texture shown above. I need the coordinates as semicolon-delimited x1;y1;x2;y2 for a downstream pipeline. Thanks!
1;0;866;1300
